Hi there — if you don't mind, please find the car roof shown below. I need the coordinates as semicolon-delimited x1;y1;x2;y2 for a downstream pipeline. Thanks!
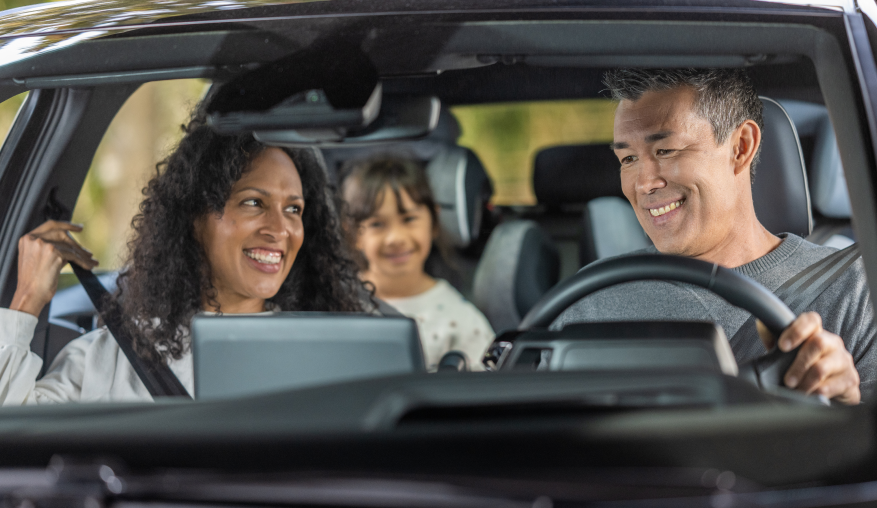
0;0;845;107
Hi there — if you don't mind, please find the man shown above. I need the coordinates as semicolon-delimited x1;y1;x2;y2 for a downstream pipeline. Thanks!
552;68;873;404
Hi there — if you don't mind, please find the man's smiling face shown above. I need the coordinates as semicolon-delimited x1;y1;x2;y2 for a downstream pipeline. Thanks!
613;86;747;258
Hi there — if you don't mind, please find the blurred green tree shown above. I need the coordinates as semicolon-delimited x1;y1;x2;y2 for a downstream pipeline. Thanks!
453;99;616;205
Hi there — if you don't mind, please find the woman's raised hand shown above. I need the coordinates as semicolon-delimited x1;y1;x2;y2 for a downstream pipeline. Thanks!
10;221;99;317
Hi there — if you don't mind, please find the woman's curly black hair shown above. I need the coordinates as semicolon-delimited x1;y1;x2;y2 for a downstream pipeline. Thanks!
103;112;367;364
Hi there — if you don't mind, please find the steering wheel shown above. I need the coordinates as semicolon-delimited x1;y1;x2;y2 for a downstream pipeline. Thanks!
518;254;799;391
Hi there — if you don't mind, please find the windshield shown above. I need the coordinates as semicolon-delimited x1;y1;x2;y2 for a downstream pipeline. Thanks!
0;2;874;503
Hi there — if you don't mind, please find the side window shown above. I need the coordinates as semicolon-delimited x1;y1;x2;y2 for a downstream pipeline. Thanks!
69;79;210;272
451;99;616;205
0;92;29;148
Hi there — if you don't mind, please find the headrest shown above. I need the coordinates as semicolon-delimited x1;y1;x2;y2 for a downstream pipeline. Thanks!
532;100;812;237
779;100;850;219
753;98;812;237
533;144;622;204
428;108;462;144
320;108;462;184
426;146;493;247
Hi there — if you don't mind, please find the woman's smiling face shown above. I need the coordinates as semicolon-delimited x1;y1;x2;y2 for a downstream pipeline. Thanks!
195;147;305;313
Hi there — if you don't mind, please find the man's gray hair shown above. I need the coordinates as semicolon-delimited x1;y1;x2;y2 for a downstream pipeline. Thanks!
602;68;764;178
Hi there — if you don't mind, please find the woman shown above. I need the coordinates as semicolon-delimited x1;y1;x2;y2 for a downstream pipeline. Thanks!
0;111;366;404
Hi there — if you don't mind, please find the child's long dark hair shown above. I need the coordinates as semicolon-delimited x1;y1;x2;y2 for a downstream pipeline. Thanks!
339;156;452;270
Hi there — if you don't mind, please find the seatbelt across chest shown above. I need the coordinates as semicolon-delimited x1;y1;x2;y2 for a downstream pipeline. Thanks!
70;265;192;399
774;243;861;315
731;243;861;343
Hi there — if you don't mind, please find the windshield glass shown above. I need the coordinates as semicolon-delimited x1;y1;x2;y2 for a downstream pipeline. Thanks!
0;9;872;497
1;4;877;503
452;99;616;205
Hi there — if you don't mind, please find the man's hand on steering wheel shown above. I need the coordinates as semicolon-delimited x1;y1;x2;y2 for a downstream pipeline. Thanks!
759;312;860;404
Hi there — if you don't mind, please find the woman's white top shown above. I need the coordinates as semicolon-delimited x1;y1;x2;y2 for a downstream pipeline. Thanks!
382;279;494;372
0;308;189;404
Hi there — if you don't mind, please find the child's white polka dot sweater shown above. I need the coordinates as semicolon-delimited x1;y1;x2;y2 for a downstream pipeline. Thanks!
383;279;494;372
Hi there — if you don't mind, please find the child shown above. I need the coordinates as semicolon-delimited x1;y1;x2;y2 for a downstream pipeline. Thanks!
341;157;494;372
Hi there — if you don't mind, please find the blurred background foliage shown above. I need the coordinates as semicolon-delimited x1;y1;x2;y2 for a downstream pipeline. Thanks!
0;84;615;269
70;79;211;270
0;0;617;269
0;0;51;9
0;80;210;271
452;100;616;205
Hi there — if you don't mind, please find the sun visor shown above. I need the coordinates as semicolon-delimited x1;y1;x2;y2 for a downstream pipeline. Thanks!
206;41;382;134
205;42;439;145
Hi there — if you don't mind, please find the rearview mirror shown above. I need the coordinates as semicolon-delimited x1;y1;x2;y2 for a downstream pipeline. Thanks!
253;94;440;147
207;83;383;135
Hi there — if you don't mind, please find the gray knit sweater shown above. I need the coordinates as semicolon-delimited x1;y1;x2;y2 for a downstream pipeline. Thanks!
551;234;877;400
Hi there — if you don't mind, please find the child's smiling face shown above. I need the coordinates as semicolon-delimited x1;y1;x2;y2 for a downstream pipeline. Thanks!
357;185;435;280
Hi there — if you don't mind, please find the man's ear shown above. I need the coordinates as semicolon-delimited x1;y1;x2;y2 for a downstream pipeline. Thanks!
732;119;761;177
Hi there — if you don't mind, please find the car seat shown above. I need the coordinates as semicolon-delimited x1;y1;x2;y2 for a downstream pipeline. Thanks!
425;146;492;248
323;109;494;297
752;97;812;238
779;100;855;248
472;220;560;333
473;141;611;332
473;97;814;333
533;143;652;267
571;97;814;265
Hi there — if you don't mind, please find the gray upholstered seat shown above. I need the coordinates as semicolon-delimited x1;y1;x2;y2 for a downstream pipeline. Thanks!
425;146;493;248
533;142;652;267
582;196;652;261
753;97;812;238
779;100;849;219
575;97;813;265
780;99;854;248
472;220;560;333
472;97;815;332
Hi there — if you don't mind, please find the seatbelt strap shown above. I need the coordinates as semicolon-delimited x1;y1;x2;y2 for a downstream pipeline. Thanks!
775;243;861;315
70;265;192;399
731;243;861;342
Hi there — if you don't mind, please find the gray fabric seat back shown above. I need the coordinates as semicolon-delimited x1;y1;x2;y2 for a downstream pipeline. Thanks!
324;110;492;249
581;196;652;263
536;97;813;267
779;100;850;219
779;100;853;248
472;220;560;333
534;143;650;266
426;146;493;247
752;97;812;237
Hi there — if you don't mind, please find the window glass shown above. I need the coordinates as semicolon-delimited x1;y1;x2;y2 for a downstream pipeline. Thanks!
70;79;210;270
0;92;29;148
451;99;616;205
